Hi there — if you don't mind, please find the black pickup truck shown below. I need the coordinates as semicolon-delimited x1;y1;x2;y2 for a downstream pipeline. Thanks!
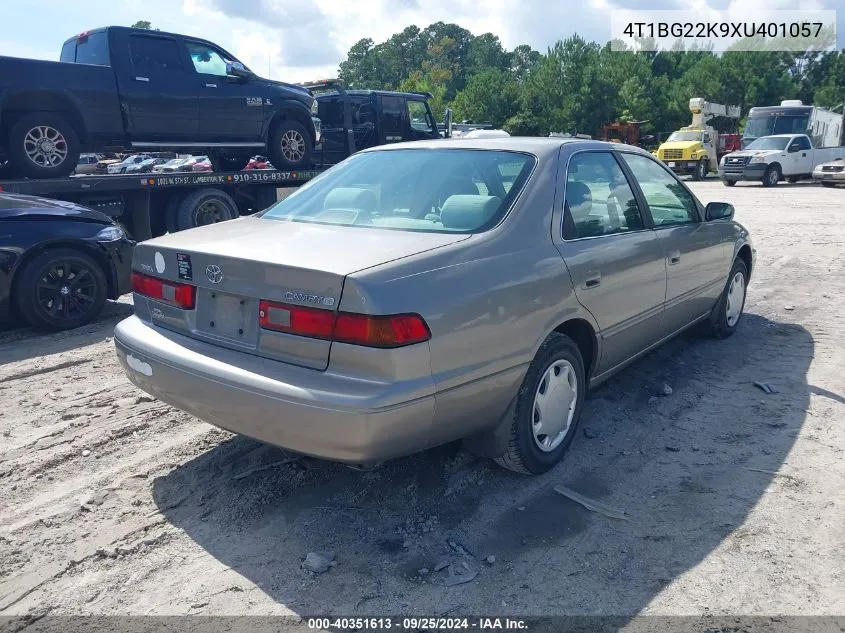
0;26;321;179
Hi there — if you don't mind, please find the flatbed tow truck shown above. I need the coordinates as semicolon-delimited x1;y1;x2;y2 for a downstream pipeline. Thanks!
0;167;322;241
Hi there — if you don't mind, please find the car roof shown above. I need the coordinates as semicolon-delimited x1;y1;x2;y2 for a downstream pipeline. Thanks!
316;90;432;100
358;137;650;159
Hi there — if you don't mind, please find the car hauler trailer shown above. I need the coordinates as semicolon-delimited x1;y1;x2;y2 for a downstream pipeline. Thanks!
0;168;322;241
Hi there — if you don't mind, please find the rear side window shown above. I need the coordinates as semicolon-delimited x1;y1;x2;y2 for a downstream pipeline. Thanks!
74;31;110;66
381;96;404;137
317;98;344;126
563;152;644;239
129;35;184;73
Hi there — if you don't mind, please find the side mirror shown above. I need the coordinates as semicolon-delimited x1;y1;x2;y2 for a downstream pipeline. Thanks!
787;144;800;153
444;107;453;138
705;201;734;221
226;61;251;79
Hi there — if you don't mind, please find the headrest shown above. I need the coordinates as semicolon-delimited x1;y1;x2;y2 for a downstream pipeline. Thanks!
440;195;502;230
323;187;377;211
565;180;592;208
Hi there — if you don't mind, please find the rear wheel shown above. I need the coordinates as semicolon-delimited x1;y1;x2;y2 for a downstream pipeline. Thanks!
8;113;80;179
709;259;748;339
175;188;238;231
269;119;312;170
762;165;780;187
15;248;107;331
494;333;585;475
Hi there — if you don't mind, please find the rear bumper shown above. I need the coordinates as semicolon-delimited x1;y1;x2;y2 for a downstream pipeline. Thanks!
718;163;767;181
113;316;436;463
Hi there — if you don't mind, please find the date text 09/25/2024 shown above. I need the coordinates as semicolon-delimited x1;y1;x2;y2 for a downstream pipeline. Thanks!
306;617;528;630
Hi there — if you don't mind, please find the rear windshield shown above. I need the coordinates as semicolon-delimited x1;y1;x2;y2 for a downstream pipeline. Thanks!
260;149;536;233
61;31;110;66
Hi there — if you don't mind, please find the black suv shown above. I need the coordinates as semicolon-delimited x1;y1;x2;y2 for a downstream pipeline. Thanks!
306;81;447;167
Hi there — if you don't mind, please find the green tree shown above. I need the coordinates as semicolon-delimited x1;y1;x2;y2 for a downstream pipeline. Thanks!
451;68;519;126
131;20;152;29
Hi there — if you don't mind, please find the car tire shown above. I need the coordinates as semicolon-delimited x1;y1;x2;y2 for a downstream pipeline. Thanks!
175;188;238;231
722;179;736;187
786;176;799;183
708;258;748;339
269;119;312;170
692;158;707;181
762;165;780;187
493;333;586;475
15;248;107;331
8;113;80;179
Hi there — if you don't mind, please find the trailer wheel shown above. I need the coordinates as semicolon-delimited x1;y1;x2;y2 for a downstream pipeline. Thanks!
164;193;185;234
8;113;80;179
175;189;238;232
692;158;708;181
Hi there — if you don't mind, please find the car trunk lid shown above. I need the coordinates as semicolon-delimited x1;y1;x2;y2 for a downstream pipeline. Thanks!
131;216;467;370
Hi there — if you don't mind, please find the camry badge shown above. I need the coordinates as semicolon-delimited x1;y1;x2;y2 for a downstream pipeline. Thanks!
205;264;224;284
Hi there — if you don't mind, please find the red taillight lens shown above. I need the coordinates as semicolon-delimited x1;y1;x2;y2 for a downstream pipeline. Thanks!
259;300;335;339
131;272;196;309
334;313;430;347
258;300;430;348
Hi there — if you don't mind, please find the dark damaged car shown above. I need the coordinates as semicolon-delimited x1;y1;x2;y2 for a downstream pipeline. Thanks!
0;193;133;330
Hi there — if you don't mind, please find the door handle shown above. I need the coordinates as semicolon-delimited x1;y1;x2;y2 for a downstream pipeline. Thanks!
582;272;601;289
205;83;218;88
802;152;807;157
668;250;681;265
134;76;150;82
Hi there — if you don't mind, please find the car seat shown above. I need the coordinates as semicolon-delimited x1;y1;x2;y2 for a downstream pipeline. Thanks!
439;195;502;231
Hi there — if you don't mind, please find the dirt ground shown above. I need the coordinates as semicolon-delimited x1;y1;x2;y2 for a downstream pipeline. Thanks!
1;180;843;620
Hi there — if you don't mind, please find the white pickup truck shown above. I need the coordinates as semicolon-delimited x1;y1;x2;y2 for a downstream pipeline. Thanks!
718;133;845;187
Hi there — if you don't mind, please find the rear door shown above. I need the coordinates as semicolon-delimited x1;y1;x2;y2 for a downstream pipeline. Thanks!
184;39;265;142
620;152;729;334
554;149;668;374
117;33;199;140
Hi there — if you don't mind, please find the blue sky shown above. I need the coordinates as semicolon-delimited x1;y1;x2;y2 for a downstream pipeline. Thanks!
0;0;841;83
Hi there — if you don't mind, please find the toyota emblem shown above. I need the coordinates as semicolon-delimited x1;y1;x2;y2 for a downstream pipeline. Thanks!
205;264;224;284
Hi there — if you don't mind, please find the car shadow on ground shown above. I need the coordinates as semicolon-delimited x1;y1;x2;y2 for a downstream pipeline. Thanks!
153;312;813;617
0;300;132;365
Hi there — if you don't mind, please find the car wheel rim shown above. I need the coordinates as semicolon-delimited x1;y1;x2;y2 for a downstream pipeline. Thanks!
725;271;745;327
24;125;68;168
531;359;578;453
768;171;777;185
36;261;97;321
281;129;305;162
195;200;227;226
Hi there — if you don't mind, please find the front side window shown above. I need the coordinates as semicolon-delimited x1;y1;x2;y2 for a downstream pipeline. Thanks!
407;100;435;133
186;42;233;77
622;153;698;226
129;35;183;73
790;136;811;151
563;152;644;239
260;149;536;233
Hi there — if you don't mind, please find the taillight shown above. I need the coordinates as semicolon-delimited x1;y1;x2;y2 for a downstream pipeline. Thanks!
258;300;430;348
258;300;335;339
131;272;196;309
